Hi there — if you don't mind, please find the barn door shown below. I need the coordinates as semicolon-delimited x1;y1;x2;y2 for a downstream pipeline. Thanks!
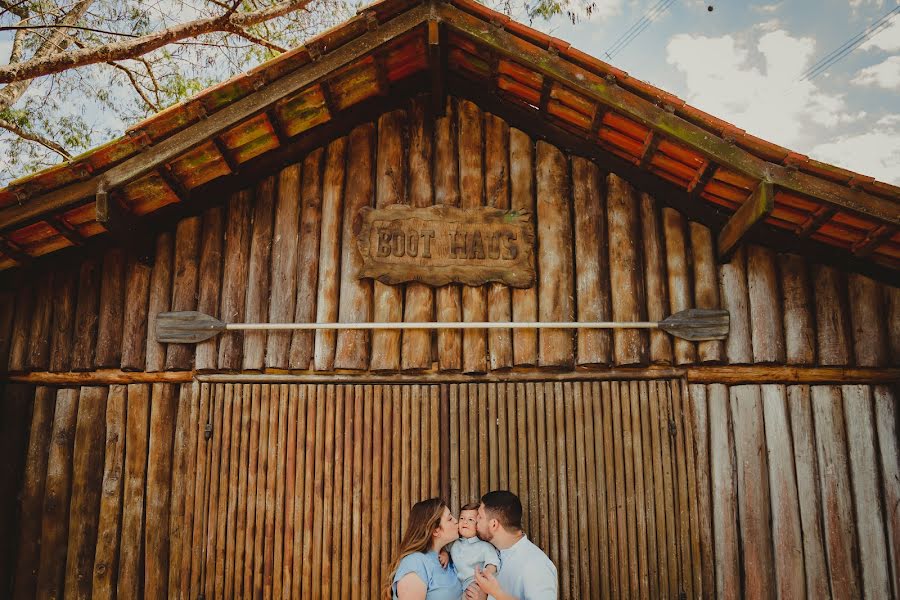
176;379;703;600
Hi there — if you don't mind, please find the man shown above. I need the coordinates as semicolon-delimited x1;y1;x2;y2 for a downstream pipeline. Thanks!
464;490;557;600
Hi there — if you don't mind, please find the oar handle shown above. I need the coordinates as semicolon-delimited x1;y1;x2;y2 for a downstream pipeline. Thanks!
225;321;661;331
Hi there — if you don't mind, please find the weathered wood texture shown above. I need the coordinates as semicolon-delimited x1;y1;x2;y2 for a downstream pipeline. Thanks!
8;378;900;600
9;98;895;375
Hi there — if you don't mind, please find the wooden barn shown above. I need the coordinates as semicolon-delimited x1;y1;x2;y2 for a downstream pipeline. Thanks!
0;0;898;598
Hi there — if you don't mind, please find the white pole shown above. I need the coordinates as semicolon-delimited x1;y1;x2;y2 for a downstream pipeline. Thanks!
225;321;660;331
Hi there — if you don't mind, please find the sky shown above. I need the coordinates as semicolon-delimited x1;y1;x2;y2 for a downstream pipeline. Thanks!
523;0;900;184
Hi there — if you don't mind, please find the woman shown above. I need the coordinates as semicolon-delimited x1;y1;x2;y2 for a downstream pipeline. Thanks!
385;498;463;600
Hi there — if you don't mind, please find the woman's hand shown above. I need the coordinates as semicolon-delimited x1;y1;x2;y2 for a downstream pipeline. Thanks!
438;549;450;568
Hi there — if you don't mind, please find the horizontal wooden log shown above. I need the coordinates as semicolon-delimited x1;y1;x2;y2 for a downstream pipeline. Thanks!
9;364;900;386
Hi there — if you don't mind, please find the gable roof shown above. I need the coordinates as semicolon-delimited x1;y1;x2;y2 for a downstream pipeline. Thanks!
0;0;897;280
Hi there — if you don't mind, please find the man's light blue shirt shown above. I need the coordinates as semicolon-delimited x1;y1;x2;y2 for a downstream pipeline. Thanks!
448;535;501;589
489;534;557;600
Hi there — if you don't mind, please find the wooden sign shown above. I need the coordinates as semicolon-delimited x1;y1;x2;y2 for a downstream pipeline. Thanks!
355;205;535;288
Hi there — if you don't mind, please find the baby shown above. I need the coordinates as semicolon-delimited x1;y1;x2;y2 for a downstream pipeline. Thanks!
442;502;501;590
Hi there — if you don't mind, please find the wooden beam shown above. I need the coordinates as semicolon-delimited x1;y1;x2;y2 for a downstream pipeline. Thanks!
852;224;895;257
319;80;339;117
6;365;898;386
638;132;659;169
0;237;31;266
798;206;836;238
157;164;189;201
47;215;84;247
438;3;899;226
0;4;432;232
212;137;239;173
95;189;154;264
267;109;290;145
687;160;716;198
428;19;445;117
717;181;774;259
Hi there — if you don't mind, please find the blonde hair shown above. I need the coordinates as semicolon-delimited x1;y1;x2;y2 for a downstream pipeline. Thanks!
383;498;447;600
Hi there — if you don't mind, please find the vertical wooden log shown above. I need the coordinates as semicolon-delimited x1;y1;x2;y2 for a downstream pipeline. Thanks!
7;284;33;372
351;386;365;599
777;254;816;365
811;385;861;598
458;99;488;373
647;381;667;598
525;384;540;547
189;384;211;598
311;385;331;599
289;151;326;370
659;383;679;596
381;386;394;590
847;274;888;366
202;384;224;599
71;259;101;371
718;247;752;364
279;386;297;600
313;138;347;371
607;173;647;366
360;385;373;598
167;385;191;599
25;272;53;370
301;385;322;595
266;386;286;600
344;385;357;599
573;157;611;366
434;99;462;371
688;384;714;599
600;381;620;598
218;190;252;370
166;217;201;370
812;265;851;365
690;222;725;363
35;389;79;600
289;385;308;600
543;383;560;573
841;384;891;598
116;384;150;600
485;114;513;370
581;383;603;599
402;99;435;371
370;386;383;598
786;385;829;599
746;245;785;363
326;384;343;600
49;269;78;372
509;128;537;366
195;207;224;371
13;387;56;600
873;386;900;595
759;384;805;599
670;382;695;599
888;286;900;365
662;208;697;365
90;385;127;600
371;111;407;372
264;163;303;369
639;193;673;365
95;248;127;367
335;124;375;370
729;385;774;600
0;290;14;372
119;257;151;371
251;386;272;599
450;385;460;512
63;387;107;600
708;384;739;599
629;382;649;598
536;141;574;368
243;177;277;370
0;384;30;598
145;384;177;600
145;233;173;372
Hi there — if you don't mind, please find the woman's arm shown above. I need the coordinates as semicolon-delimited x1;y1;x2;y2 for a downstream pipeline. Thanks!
395;573;427;600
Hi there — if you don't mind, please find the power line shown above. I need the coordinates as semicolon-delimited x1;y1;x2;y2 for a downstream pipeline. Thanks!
799;4;900;81
604;0;677;61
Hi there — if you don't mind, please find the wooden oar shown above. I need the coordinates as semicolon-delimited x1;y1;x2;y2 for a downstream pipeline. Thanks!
156;308;728;344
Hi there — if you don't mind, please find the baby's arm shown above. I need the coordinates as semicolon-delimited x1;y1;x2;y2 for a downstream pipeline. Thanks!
482;564;497;576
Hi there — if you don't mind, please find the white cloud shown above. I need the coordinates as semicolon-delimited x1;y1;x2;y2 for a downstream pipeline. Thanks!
752;3;781;13
665;29;861;146
859;13;900;51
853;55;900;88
810;114;900;184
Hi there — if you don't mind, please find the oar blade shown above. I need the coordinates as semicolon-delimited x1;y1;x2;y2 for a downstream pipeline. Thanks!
659;309;730;341
156;311;226;344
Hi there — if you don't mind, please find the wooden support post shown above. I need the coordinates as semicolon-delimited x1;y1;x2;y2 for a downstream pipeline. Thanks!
428;20;445;118
717;181;774;260
95;188;154;264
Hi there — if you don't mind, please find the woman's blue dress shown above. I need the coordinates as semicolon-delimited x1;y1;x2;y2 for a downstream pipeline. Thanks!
392;550;464;600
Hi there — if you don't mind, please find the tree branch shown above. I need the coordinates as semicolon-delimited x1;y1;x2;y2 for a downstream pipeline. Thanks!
226;26;286;53
0;0;312;84
109;61;160;110
0;118;72;159
0;0;29;19
0;24;139;37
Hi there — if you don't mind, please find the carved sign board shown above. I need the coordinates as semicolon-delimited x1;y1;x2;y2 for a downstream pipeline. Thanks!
356;205;535;288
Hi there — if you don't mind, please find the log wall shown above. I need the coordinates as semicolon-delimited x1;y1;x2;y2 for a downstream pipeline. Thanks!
6;96;897;377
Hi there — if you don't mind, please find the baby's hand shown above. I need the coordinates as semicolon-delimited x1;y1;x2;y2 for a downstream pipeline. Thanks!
438;549;450;568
